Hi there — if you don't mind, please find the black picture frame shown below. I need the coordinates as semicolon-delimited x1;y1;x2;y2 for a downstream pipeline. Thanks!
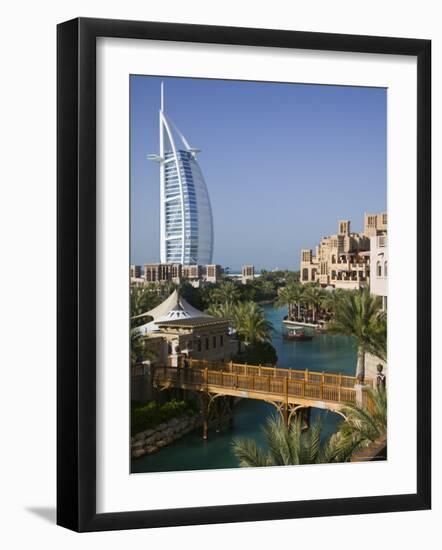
57;17;431;532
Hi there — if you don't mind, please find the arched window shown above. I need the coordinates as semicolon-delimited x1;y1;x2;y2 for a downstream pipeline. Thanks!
384;261;388;277
302;268;309;281
377;261;382;277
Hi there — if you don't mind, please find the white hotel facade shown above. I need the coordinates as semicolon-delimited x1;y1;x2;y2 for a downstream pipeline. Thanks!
369;234;388;310
148;83;214;266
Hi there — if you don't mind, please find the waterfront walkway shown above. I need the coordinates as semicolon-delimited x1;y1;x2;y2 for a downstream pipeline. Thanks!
153;358;373;436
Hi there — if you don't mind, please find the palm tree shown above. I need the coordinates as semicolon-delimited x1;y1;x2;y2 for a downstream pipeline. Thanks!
234;301;273;345
209;300;272;349
327;287;385;382
303;283;325;322
210;280;240;305
260;279;276;299
130;286;161;328
206;301;236;320
130;330;156;368
232;414;352;467
275;283;303;319
371;309;387;362
334;386;387;459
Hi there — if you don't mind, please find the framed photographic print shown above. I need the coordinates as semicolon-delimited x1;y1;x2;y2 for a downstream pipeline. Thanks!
57;17;431;531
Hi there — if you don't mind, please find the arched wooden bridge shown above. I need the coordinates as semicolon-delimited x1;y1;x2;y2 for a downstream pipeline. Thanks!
153;358;373;438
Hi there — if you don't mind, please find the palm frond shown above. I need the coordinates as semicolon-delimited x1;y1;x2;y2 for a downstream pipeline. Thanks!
307;420;322;463
231;437;269;467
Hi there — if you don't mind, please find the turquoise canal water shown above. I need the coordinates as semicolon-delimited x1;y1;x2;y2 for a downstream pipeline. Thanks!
131;305;357;474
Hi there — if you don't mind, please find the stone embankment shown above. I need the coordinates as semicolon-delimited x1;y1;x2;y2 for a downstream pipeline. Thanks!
131;413;201;459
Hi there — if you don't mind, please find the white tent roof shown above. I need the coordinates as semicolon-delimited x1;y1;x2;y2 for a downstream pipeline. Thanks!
134;290;211;335
144;290;210;321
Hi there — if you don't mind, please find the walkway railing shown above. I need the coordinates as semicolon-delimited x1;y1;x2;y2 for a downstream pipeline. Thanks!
154;359;373;410
187;358;372;389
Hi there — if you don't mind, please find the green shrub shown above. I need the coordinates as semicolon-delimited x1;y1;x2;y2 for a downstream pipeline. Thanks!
131;399;198;435
233;341;278;366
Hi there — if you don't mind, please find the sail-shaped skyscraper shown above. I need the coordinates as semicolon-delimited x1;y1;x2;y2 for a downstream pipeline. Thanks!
148;83;214;265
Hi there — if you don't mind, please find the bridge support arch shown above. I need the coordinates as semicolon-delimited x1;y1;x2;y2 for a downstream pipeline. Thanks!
199;393;234;440
265;401;311;430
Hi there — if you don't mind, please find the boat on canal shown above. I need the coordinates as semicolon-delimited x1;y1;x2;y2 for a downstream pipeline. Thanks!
284;328;314;342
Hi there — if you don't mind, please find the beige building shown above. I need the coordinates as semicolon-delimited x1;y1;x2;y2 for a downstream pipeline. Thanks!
130;264;145;287
141;263;224;286
144;263;182;284
364;212;388;237
134;290;232;363
241;265;255;284
300;213;387;290
182;264;202;281
130;264;142;278
182;265;203;288
205;264;222;284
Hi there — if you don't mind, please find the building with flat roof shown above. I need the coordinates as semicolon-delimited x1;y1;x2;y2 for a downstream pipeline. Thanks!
130;264;142;278
140;262;225;287
144;263;182;284
241;265;255;284
148;82;214;266
300;213;387;290
130;265;144;287
204;264;222;284
182;264;202;280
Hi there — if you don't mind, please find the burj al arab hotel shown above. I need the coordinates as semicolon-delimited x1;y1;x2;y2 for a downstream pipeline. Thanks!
148;83;214;266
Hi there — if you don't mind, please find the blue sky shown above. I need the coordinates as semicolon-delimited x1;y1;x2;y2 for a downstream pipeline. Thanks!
130;76;386;271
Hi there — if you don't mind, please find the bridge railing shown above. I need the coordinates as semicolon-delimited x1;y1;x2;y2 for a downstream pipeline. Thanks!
187;358;372;389
154;366;358;405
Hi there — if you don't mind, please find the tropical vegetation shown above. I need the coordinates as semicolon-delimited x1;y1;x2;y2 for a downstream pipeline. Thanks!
233;301;273;345
303;284;326;322
130;330;156;368
130;270;301;325
131;399;198;436
232;414;353;467
232;341;278;365
130;285;161;328
327;287;386;382
274;281;338;323
208;299;274;359
232;386;387;466
275;282;304;319
333;386;387;458
210;280;240;306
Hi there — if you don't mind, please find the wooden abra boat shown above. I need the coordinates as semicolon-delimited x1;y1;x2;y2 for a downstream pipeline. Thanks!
284;328;314;341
